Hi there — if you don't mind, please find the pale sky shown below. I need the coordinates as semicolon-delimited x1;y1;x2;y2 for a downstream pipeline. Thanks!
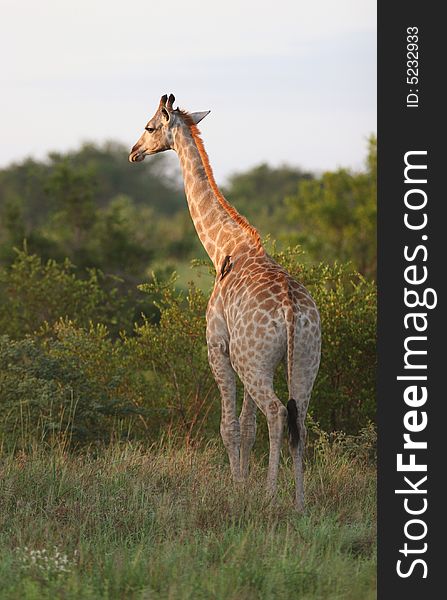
0;0;376;183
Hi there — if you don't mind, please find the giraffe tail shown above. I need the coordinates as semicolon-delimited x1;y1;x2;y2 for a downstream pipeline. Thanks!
285;302;299;448
287;399;300;448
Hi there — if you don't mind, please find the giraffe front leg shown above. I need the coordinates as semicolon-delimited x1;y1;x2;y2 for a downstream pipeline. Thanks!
239;390;257;480
207;341;241;482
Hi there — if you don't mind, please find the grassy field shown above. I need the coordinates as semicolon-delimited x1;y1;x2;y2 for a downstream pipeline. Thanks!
0;435;376;599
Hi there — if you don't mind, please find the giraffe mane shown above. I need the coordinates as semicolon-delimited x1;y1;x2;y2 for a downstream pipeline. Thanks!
177;109;262;247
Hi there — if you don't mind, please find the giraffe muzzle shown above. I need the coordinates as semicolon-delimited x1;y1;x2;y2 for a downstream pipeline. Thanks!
128;149;146;163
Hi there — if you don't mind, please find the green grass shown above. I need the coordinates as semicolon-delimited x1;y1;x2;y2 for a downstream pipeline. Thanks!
0;438;376;599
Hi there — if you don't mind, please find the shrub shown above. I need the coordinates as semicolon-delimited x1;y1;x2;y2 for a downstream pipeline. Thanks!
0;248;376;447
0;248;132;338
0;323;145;449
131;274;219;445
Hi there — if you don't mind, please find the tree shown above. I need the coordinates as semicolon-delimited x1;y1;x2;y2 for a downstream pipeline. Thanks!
44;160;97;266
286;136;377;278
222;163;314;243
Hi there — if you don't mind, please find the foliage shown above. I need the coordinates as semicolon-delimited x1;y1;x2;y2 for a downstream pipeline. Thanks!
0;138;376;446
0;143;185;285
285;136;377;277
44;160;97;263
0;440;376;599
0;248;133;338
132;275;218;444
0;142;182;221
0;323;145;448
1;140;376;286
0;247;375;448
222;163;314;243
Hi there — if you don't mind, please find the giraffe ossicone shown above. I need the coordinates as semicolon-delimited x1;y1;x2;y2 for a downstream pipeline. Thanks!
129;94;321;511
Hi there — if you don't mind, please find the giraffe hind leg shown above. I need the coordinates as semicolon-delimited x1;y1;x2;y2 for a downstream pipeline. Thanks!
244;383;287;500
287;326;320;511
288;364;317;511
288;397;308;512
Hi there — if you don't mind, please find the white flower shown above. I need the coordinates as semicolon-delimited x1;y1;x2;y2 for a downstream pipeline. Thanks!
15;545;77;576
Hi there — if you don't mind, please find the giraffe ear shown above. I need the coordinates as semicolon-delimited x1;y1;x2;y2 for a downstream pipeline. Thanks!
189;111;210;125
160;107;171;123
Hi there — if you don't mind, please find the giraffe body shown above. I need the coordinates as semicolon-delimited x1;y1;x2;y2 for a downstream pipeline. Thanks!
129;94;321;510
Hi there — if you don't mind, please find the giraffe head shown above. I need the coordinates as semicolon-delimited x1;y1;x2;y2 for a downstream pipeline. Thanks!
128;94;210;163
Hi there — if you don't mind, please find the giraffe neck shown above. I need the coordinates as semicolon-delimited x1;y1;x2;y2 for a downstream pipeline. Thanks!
173;122;261;271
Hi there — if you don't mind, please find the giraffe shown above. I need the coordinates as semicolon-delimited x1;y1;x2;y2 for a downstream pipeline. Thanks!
129;94;321;510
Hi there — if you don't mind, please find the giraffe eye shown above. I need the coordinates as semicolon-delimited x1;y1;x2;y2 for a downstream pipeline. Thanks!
145;126;155;133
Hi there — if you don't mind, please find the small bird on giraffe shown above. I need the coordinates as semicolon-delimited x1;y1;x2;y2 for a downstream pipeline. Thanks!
129;94;321;511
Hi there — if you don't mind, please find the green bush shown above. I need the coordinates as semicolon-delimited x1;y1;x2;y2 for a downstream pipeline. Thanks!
0;248;376;448
131;274;219;445
0;248;133;338
0;324;146;449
